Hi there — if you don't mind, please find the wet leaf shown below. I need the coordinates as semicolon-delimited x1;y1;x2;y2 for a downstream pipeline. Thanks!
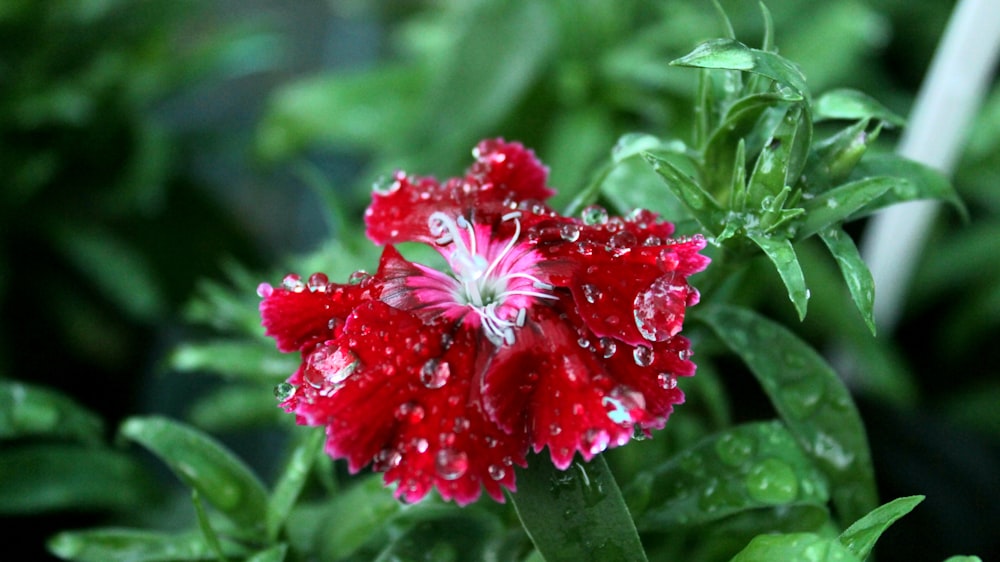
267;428;324;541
0;444;153;514
849;153;966;220
168;340;299;381
838;495;924;560
246;544;288;562
643;152;727;235
801;119;878;193
818;227;877;335
696;305;878;525
0;380;103;444
671;38;809;98
634;421;830;530
510;454;648;562
729;532;862;562
47;529;245;562
119;416;268;531
797;177;893;240
746;234;808;320
814;89;904;126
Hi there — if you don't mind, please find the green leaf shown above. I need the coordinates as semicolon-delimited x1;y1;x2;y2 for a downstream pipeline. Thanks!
0;380;103;443
746;233;809;320
942;557;984;562
643;152;727;235
838;495;924;560
169;340;299;381
246;544;288;562
797;177;893;240
671;38;809;99
119;416;269;531
0;444;153;514
818;227;877;335
510;454;648;562
256;65;426;160
703;92;801;195
696;305;878;525
47;529;245;562
372;510;505;562
814;89;905;126
634;421;829;530
729;532;862;562
849;153;966;219
187;384;286;431
266;428;324;541
801;119;879;193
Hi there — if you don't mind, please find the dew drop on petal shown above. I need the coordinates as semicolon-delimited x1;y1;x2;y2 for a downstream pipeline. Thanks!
633;344;654;367
307;272;329;291
435;448;469;480
550;423;562;436
559;223;581;242
657;372;678;389
633;276;687;342
347;270;369;285
306;345;360;392
453;416;470;434
488;464;507;481
395;401;426;424
256;282;273;298
598;337;617;358
581;205;609;226
656;249;679;271
420;358;451;389
282;273;305;292
609;231;638;249
582;428;610;455
273;382;296;401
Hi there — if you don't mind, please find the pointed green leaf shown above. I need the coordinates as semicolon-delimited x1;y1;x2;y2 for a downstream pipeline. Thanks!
814;89;905;126
168;340;299;381
633;421;829;530
510;454;648;562
0;445;153;514
246;544;288;562
119;416;268;531
819;227;877;335
850;154;966;219
267;428;324;541
746;234;808;320
0;380;103;443
703;92;800;195
643;152;727;235
838;495;924;560
797;177;894;240
802;119;879;193
696;305;878;525
47;529;245;562
730;533;862;562
671;38;809;99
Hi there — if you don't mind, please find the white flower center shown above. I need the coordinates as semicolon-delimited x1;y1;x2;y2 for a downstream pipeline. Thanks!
427;211;556;346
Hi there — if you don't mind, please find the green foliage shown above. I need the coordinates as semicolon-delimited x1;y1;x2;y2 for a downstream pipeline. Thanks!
0;1;992;561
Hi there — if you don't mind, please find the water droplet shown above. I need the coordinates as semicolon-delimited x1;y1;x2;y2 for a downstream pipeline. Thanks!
347;270;369;285
633;345;654;367
395;401;425;424
453;416;470;433
420;358;451;389
715;432;755;467
581;283;603;304
581;205;609;226
282;273;305;292
582;428;610;455
745;458;799;504
256;282;274;298
656;249;679;271
304;345;360;393
781;377;825;419
657;372;677;389
273;382;296;401
559;223;581;242
372;447;402;472
307;272;329;291
598;337;617;358
633;276;687;342
488;464;506;481
609;231;638;249
577;337;590;349
549;423;562;435
435;449;469;480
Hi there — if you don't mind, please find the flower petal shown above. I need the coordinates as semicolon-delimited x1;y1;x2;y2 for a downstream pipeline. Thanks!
365;139;554;246
260;278;378;353
281;301;526;505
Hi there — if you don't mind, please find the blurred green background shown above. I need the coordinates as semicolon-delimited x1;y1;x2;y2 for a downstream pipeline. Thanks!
1;0;997;560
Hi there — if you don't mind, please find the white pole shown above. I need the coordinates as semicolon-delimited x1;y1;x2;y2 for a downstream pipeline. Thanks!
859;0;1000;332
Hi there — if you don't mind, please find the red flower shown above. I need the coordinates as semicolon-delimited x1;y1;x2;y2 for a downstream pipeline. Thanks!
260;139;709;505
